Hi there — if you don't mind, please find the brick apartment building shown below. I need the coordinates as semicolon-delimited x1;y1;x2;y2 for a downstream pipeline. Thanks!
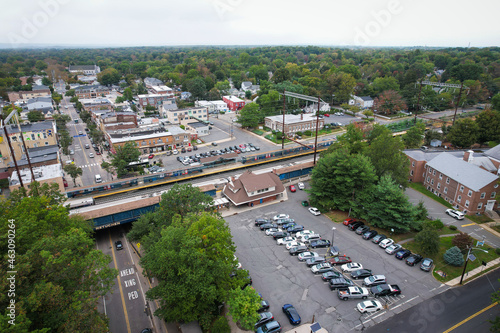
405;149;499;214
81;98;114;112
74;85;111;99
223;95;245;112
137;94;174;108
265;114;324;136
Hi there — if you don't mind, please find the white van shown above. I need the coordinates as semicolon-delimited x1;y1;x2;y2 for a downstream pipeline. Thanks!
95;174;102;183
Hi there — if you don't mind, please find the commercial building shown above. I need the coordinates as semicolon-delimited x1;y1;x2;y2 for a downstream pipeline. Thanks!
164;107;208;124
138;94;174;108
223;95;245;112
74;85;111;99
222;170;285;206
264;114;324;136
68;65;101;75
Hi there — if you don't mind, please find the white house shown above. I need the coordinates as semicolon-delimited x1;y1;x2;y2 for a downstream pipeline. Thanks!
349;96;374;109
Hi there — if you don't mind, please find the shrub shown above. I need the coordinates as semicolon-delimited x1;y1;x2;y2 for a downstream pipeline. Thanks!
449;225;457;230
211;316;230;333
304;130;312;136
495;248;500;255
296;131;302;136
452;232;473;251
443;246;465;266
425;218;444;230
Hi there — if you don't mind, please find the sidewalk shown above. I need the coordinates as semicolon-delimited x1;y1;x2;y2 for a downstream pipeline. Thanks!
446;257;500;286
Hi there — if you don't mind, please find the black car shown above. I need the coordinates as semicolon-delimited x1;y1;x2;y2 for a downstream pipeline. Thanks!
287;225;305;233
181;147;186;153
406;254;423;266
371;234;387;244
273;231;290;240
351;269;373;280
282;304;301;325
371;284;402;297
349;221;364;231
255;312;274;329
310;239;331;248
355;225;370;235
289;245;308;256
255;218;270;226
260;223;278;230
141;329;152;333
193;145;198;150
420;258;434;272
256;321;281;333
328;277;354;290
395;249;412;260
282;222;296;229
115;240;123;250
258;300;270;312
362;230;378;240
321;271;342;281
276;218;295;226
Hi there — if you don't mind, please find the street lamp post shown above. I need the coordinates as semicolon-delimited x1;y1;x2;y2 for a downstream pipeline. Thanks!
331;227;336;245
459;246;488;285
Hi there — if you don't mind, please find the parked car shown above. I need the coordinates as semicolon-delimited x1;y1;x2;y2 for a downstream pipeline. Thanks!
265;228;280;236
273;214;289;221
255;321;281;333
289;245;308;256
281;222;297;230
446;209;465;220
355;225;370;235
289;185;296;192
297;251;319;261
371;234;387;244
255;312;274;329
395;249;412;260
260;223;278;230
275;218;295;226
321;271;342;281
337;286;369;301
420;258;434;272
308;207;321;216
311;263;334;274
379;238;394;249
362;230;378;240
341;263;363;273
310;239;331;248
296;230;315;238
277;236;296;246
349;221;364;231
286;241;305;250
385;244;402;255
282;304;301;325
329;256;352;266
406;254;423;266
298;182;305;190
301;200;309;207
351;269;373;280
357;300;383;313
258;300;270;312
328;246;340;257
148;154;155;159
287;225;305;233
306;256;326;267
371;284;401;297
272;231;290;239
343;218;357;226
89;153;94;158
329;277;354;290
363;275;386;287
255;218;270;226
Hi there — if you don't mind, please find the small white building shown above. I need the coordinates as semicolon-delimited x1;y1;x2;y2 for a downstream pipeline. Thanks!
349;96;374;109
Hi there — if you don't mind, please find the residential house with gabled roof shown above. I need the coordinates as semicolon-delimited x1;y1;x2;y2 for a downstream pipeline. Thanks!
222;170;285;206
349;95;374;109
405;149;499;214
68;65;101;75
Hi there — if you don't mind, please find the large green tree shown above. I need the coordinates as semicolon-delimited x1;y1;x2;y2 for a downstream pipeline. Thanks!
0;195;116;332
97;68;120;86
227;287;261;330
447;118;479;148
402;122;426;148
309;149;377;212
110;142;141;178
414;224;440;255
142;213;242;330
63;164;83;186
475;109;500;143
326;123;367;155
237;103;261;128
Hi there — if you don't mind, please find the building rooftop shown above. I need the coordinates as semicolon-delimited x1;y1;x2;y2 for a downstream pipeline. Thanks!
484;144;500;161
187;122;208;129
1;121;55;135
10;163;63;186
223;95;244;102
265;114;319;124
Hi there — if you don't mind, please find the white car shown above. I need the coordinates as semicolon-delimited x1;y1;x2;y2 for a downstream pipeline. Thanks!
273;214;290;221
296;230;315;238
341;262;363;272
357;300;383;313
265;228;280;236
446;209;465;220
308;207;321;216
286;241;306;250
277;236;296;245
298;182;305;190
379;238;394;249
311;263;333;274
297;251;319;261
385;243;402;254
172;149;179;155
89;153;94;158
69;149;75;155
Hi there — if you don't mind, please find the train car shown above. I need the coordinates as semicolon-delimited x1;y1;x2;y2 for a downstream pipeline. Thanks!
66;197;95;209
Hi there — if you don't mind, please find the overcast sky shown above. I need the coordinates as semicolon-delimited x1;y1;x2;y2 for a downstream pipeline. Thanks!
1;0;499;49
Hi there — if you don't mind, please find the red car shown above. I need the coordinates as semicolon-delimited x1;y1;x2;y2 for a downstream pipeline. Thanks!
343;218;357;226
324;113;330;117
290;185;296;192
148;154;155;159
329;256;352;266
96;151;101;155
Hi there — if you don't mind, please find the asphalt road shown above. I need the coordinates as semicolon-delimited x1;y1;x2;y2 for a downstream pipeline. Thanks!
366;268;500;333
226;184;445;333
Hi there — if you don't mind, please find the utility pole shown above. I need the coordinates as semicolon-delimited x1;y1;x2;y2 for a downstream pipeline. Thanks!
415;80;423;124
282;89;286;150
452;82;464;126
0;114;24;188
313;96;320;165
14;110;35;182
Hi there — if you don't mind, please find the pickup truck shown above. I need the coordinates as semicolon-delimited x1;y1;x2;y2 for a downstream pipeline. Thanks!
371;284;401;297
337;286;369;301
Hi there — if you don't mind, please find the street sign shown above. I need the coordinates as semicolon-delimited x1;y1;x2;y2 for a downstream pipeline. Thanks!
468;253;476;262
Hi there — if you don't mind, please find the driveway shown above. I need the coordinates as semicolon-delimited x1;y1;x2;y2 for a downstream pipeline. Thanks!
226;185;444;333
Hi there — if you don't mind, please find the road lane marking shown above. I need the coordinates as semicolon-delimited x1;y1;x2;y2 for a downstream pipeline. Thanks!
301;288;308;301
442;302;498;333
109;231;132;333
461;223;476;227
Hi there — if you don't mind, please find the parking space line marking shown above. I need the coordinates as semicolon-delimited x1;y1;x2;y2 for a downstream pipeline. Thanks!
461;223;476;227
301;288;308;301
391;296;419;310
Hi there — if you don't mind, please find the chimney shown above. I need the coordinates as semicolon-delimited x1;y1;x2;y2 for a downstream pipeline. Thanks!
300;113;303;120
463;150;474;163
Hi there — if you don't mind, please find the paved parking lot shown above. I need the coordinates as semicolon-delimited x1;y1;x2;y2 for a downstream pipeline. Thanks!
226;185;447;332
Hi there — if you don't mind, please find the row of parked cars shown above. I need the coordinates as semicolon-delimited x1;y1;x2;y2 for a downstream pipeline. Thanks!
343;218;434;272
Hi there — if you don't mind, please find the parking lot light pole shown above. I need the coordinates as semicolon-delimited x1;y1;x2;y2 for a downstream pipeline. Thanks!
331;227;336;244
459;246;488;285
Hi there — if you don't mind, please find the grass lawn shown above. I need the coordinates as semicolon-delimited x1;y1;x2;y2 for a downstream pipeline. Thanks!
403;236;500;283
409;182;453;209
467;214;494;224
324;210;350;224
492;225;500;233
252;129;265;136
